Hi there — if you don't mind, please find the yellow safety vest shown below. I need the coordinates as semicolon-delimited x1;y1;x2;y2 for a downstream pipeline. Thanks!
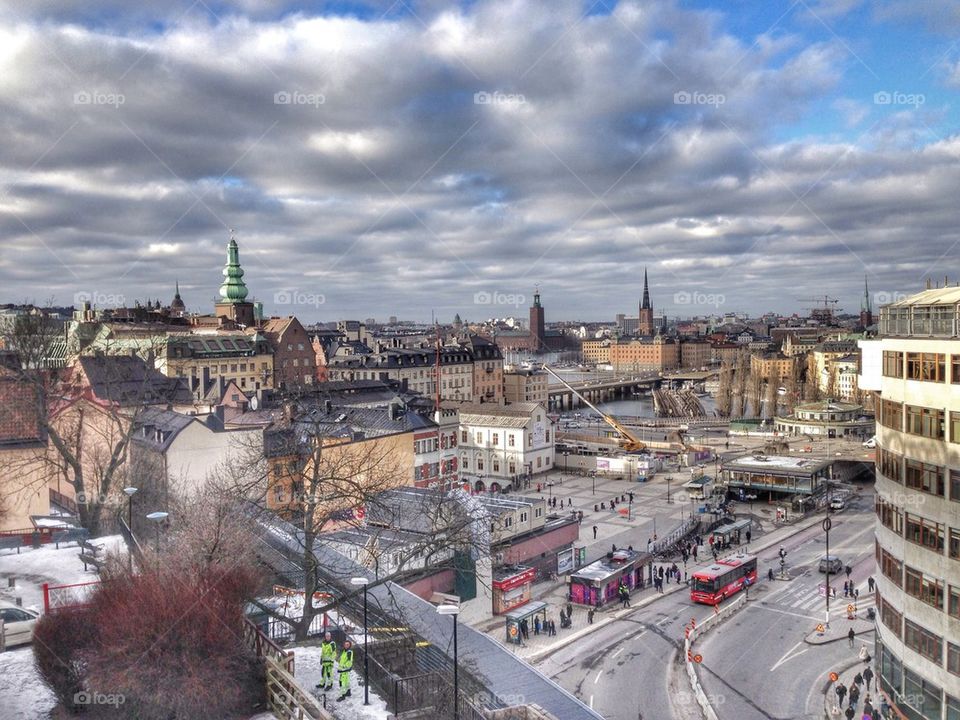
321;640;337;663
338;648;354;672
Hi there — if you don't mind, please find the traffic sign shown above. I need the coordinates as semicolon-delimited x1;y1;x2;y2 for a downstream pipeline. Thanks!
822;517;832;532
693;654;703;664
847;604;854;613
816;624;825;633
829;672;839;682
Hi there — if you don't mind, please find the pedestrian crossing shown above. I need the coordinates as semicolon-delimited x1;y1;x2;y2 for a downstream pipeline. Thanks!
771;580;875;617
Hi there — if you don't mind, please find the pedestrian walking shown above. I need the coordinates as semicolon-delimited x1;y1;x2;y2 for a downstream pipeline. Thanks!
587;608;595;624
835;683;847;707
853;672;863;687
844;705;855;720
863;697;874;718
520;618;529;640
693;545;698;561
745;529;752;544
863;667;874;690
336;640;354;701
849;683;859;708
550;619;556;635
845;565;853;579
855;588;860;601
867;576;875;592
843;580;849;597
593;525;598;540
848;627;856;647
534;616;541;635
647;538;652;553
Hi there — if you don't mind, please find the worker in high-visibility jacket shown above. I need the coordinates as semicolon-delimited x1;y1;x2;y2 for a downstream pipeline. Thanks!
316;632;337;691
337;640;354;701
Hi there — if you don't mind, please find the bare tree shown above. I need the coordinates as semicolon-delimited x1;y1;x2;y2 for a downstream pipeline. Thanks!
733;350;749;418
764;370;778;420
749;364;763;419
716;359;733;417
804;353;820;402
1;314;176;536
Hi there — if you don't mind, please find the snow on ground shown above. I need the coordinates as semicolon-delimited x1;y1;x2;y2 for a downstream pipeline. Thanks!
293;645;392;720
0;647;55;720
0;534;125;610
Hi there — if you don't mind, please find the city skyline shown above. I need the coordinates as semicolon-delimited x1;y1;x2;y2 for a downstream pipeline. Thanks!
2;0;957;319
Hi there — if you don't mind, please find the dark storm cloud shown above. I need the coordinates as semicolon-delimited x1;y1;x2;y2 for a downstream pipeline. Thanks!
0;0;956;321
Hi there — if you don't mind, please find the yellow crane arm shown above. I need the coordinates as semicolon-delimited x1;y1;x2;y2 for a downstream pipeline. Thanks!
541;365;647;452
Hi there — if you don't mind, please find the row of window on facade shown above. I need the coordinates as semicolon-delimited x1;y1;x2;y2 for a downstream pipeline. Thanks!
877;448;960;500
877;588;960;679
462;455;550;473
460;430;550;447
878;400;960;440
876;636;960;720
882;350;960;383
876;541;960;623
875;495;960;559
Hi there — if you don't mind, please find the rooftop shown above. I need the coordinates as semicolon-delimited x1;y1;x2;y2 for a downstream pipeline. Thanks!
724;454;832;474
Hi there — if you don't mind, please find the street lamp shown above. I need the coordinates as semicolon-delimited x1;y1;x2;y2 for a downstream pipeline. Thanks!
351;577;370;706
437;603;461;720
122;487;138;533
122;487;138;571
145;511;168;555
667;476;672;504
563;451;569;479
823;479;833;627
548;481;554;501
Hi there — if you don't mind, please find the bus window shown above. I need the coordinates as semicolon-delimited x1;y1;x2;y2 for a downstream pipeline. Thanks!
692;576;716;593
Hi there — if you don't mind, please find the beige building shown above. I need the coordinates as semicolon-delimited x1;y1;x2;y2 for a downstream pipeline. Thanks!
581;339;611;365
503;368;549;405
157;331;275;391
858;287;960;719
750;352;795;382
679;338;713;369
609;336;679;372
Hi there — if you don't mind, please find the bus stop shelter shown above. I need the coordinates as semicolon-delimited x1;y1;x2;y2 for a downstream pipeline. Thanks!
568;549;651;608
712;518;752;546
504;600;549;645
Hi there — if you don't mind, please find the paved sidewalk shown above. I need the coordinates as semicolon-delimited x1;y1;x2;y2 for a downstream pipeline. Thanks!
821;641;883;719
478;506;831;661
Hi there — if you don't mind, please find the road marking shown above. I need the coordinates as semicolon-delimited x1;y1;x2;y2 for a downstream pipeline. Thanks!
589;695;594;708
754;604;820;622
594;670;603;684
612;647;624;658
770;640;808;672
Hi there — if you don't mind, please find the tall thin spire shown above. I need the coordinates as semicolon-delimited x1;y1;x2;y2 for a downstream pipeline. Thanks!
862;274;872;313
641;267;651;310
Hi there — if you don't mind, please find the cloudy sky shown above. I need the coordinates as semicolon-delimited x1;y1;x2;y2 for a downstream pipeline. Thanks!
1;0;958;323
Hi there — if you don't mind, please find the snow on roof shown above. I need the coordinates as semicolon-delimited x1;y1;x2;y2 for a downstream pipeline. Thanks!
725;454;831;473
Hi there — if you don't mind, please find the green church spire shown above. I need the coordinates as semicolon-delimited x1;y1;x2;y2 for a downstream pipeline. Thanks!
218;231;249;304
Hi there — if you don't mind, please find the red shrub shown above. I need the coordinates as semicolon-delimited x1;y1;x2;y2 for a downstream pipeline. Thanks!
33;607;97;711
33;562;263;719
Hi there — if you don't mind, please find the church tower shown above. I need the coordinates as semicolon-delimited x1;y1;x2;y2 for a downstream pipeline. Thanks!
214;232;256;327
638;267;654;336
529;287;546;352
859;274;873;329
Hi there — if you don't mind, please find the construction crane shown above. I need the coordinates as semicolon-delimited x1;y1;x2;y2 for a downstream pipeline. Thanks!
542;365;648;453
798;295;841;321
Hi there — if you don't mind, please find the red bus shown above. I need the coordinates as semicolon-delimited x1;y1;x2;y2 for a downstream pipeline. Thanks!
690;554;758;605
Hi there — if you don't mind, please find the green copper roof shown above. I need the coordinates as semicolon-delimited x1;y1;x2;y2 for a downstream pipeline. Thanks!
218;236;249;303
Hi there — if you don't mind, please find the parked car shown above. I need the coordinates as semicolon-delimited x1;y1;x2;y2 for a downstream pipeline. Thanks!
818;555;843;574
830;497;846;511
862;436;877;448
0;601;40;647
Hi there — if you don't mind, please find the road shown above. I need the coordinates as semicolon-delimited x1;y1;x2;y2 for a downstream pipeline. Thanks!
536;491;876;720
696;490;877;720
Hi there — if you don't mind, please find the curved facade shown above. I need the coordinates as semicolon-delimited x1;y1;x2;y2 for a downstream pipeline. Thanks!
774;400;874;439
871;328;960;719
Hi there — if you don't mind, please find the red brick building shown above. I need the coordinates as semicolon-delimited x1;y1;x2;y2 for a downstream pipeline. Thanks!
262;316;316;390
